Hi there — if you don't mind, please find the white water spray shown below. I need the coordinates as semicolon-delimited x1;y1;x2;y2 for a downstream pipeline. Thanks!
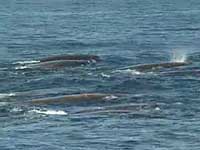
171;49;188;63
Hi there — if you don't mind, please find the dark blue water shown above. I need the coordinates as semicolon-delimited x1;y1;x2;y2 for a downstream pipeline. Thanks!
1;0;200;149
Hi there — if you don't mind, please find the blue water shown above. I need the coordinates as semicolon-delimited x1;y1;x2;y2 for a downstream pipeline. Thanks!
1;0;200;149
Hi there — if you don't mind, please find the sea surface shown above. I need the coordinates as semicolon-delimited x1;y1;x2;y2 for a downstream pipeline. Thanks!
1;0;200;149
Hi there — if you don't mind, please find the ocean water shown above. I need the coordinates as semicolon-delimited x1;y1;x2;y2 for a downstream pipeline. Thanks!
1;0;200;149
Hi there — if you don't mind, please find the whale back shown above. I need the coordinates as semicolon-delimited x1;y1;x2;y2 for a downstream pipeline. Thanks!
40;54;101;62
30;93;116;105
30;60;90;69
127;62;191;72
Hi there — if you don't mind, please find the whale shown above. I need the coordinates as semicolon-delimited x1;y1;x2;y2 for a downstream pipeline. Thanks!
39;54;101;62
29;93;118;105
27;59;91;69
20;54;101;69
119;62;191;72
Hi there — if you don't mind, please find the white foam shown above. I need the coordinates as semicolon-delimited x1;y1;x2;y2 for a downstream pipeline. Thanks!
114;69;143;75
171;49;187;63
11;107;23;113
30;109;68;115
174;102;183;105
13;60;40;65
15;65;29;70
0;93;15;99
90;59;97;63
104;95;118;100
155;107;161;111
100;73;111;78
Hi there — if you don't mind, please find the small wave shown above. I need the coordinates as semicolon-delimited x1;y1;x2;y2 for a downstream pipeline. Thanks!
0;102;8;106
13;60;40;65
0;93;16;99
30;109;68;115
0;68;8;71
172;102;183;106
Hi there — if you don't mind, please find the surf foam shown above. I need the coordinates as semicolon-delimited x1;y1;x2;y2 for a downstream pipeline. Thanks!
30;109;68;115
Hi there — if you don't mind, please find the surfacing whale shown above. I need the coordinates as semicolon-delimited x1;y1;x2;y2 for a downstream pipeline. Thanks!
39;54;101;62
30;93;118;105
28;60;91;69
22;54;101;69
120;62;191;72
19;54;100;69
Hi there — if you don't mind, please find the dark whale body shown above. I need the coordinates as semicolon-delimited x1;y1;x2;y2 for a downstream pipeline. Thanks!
122;62;191;72
40;54;101;62
30;93;118;105
24;54;101;69
29;60;90;69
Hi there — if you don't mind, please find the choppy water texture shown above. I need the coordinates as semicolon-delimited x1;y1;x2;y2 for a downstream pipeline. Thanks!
1;0;200;149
